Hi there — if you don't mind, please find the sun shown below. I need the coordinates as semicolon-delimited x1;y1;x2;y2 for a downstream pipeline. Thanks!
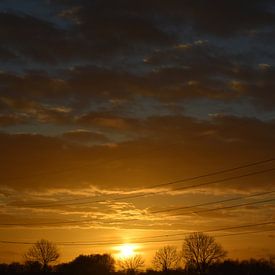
118;244;136;258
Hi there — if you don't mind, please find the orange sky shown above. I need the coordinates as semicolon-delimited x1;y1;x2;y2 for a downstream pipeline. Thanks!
0;0;275;266
0;151;274;264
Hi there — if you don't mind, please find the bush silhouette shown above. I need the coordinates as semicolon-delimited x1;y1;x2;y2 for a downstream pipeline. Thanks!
56;254;115;275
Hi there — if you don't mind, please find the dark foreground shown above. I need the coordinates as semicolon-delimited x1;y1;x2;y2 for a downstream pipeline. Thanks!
0;258;274;275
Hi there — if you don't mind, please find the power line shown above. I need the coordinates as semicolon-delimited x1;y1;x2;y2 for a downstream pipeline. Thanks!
100;168;275;203
1;196;274;226
0;221;273;246
58;224;275;246
169;198;275;217
7;158;275;207
172;168;275;193
11;166;275;209
151;190;275;214
150;158;275;189
214;228;275;238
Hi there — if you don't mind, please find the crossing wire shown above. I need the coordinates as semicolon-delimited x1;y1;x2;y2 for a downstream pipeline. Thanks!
151;190;275;214
1;196;274;226
0;221;273;246
11;166;275;208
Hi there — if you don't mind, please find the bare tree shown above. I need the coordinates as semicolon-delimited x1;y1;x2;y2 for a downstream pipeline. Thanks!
24;239;59;270
152;245;180;272
118;254;145;275
182;232;227;275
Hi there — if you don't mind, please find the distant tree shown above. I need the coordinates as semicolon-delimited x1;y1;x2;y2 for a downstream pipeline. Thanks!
7;262;24;274
209;258;275;275
118;254;145;275
269;255;275;267
56;254;115;275
0;263;8;275
182;232;226;275
152;245;180;272
24;239;59;270
24;261;43;274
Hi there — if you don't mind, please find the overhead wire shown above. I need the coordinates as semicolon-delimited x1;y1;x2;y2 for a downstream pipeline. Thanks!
168;198;275;217
10;163;275;208
151;190;275;214
1;193;274;226
0;221;273;246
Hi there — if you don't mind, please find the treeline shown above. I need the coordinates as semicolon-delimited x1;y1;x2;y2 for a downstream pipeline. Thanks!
0;258;274;275
0;233;274;275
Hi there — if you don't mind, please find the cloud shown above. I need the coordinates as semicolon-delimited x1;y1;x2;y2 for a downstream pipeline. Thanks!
0;0;274;263
0;114;28;127
0;12;70;64
0;44;275;122
61;129;110;144
0;97;72;125
75;112;141;131
0;115;274;193
56;0;275;37
1;0;274;65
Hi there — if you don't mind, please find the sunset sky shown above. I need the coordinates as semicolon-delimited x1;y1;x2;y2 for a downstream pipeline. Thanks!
0;0;275;266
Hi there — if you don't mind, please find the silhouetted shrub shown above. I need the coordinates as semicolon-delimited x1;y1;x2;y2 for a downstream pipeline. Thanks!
56;254;115;275
209;258;275;275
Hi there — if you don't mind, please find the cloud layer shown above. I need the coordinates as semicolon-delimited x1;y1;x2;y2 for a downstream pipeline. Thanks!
0;0;274;264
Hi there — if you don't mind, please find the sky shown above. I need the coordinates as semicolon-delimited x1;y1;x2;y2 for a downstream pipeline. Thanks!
0;0;275;267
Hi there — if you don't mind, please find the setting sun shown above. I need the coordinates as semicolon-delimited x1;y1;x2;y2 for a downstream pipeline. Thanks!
118;244;136;258
0;1;274;273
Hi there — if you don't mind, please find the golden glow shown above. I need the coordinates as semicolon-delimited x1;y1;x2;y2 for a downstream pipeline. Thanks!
117;244;136;258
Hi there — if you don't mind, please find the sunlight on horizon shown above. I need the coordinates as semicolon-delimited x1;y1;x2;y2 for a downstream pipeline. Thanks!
116;243;137;258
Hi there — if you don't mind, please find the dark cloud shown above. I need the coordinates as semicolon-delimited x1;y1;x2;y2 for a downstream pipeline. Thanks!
76;112;140;130
0;116;274;191
0;1;274;116
227;65;275;110
0;12;70;63
1;0;274;64
0;114;27;127
0;46;18;62
0;1;274;191
0;54;274;124
56;0;275;37
177;0;275;36
0;96;72;125
0;71;69;99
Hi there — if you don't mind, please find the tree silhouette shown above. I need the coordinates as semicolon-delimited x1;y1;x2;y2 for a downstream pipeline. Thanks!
182;232;227;275
56;254;115;275
24;260;43;274
118;254;145;275
152;245;180;272
24;239;59;270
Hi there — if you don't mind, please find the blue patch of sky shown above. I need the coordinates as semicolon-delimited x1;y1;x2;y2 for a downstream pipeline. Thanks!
104;49;157;75
1;122;132;143
2;123;75;136
86;98;114;113
0;58;59;75
104;130;134;143
1;1;274;69
114;96;173;119
81;96;173;119
183;98;275;121
170;23;275;67
0;48;158;76
204;32;275;67
0;0;71;29
0;59;98;76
